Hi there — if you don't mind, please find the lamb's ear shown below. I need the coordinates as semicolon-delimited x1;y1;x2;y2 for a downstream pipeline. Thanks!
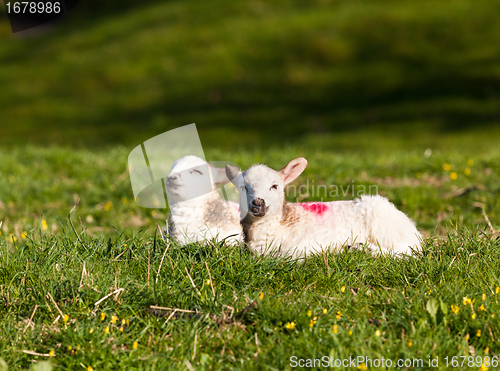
210;166;230;186
279;158;308;185
225;164;241;184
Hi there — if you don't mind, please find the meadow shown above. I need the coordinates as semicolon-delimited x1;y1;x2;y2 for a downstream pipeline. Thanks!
1;0;500;369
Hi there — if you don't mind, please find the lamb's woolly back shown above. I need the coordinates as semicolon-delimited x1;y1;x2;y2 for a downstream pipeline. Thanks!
166;156;243;245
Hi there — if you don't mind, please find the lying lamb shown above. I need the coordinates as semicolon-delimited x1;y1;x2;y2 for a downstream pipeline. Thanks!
165;155;243;245
226;157;422;257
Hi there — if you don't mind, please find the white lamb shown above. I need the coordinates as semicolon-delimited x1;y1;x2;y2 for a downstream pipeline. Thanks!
165;155;243;245
225;157;422;258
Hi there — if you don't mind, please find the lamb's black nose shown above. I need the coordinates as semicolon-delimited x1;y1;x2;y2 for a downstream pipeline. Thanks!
252;198;265;207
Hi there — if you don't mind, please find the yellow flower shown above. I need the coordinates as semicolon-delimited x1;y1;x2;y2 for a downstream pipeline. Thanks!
443;164;452;171
122;319;126;325
111;315;118;324
463;297;471;305
87;367;94;371
89;328;94;334
259;292;264;300
63;314;69;323
491;313;495;318
104;201;113;211
104;326;110;334
41;219;48;231
472;313;477;320
477;329;482;337
126;319;130;326
485;347;489;354
467;159;474;166
340;286;346;293
49;350;55;357
358;362;367;371
67;345;72;351
374;330;381;337
332;325;338;333
348;330;352;336
132;341;139;350
21;231;28;240
336;311;342;320
119;327;124;332
407;340;413;347
100;313;106;321
450;172;458;180
451;305;459;314
482;293;486;301
205;279;211;286
465;334;470;341
307;310;312;317
479;363;488;371
464;167;471;176
309;317;317;327
496;287;499;295
9;234;17;242
285;322;296;330
76;345;81;351
322;308;327;314
480;304;486;311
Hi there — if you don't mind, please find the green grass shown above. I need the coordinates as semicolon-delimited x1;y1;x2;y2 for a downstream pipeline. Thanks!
0;141;499;370
1;0;500;147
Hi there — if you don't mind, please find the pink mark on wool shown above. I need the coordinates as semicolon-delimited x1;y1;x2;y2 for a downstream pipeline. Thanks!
298;202;329;215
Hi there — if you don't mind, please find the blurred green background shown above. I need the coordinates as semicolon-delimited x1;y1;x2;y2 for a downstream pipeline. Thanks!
1;0;500;150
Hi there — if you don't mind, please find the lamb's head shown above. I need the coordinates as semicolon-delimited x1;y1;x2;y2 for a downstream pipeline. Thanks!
166;155;229;204
226;158;307;221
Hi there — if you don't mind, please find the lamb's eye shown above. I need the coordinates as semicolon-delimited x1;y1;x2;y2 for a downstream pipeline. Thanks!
270;184;278;190
190;169;202;175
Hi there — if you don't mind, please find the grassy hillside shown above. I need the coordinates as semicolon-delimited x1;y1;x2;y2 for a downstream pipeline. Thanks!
1;0;500;147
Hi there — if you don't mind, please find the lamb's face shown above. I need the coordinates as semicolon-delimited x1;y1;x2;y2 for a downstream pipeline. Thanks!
226;158;308;221
239;165;285;220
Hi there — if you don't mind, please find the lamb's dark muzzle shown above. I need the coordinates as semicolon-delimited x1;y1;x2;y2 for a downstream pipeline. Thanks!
250;198;268;217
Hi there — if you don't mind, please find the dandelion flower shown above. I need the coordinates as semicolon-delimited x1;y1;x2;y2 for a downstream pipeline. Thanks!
374;330;381;337
49;350;55;357
21;231;28;240
322;308;327;314
472;313;477;320
285;322;296;330
480;304;486;311
259;292;264;300
336;311;342;320
132;341;138;350
496;287;499;295
348;330;352;336
450;172;457;180
111;315;118;324
104;326;110;334
205;279;211;286
451;305;459;314
477;329;482;337
122;319;126;325
87;367;94;371
119;327;124;333
358;363;367;371
67;345;72;351
63;314;69;324
340;286;346;293
482;293;486;301
41;219;48;231
464;167;471;176
407;340;413;347
332;325;338;334
443;164;452;171
464;334;470;341
463;297;471;305
100;313;106;321
307;310;312;317
479;363;488;371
